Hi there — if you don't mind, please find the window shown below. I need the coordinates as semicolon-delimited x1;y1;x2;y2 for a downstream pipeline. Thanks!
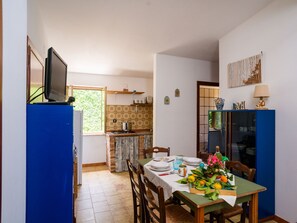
69;86;106;134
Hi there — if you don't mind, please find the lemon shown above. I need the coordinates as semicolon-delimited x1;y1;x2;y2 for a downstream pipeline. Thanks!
213;182;222;190
188;175;195;183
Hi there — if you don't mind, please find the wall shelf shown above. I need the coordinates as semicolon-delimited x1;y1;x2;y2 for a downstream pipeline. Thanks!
130;103;152;107
107;90;144;95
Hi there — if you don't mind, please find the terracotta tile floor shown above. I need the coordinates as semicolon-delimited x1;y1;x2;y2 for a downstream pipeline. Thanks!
76;165;277;223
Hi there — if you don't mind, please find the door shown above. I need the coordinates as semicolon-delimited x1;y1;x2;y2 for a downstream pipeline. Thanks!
196;81;219;156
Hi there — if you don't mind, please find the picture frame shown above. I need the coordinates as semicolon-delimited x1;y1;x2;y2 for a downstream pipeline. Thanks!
26;36;44;104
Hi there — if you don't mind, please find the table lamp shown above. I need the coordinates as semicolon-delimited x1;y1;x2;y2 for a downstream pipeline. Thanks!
253;84;270;109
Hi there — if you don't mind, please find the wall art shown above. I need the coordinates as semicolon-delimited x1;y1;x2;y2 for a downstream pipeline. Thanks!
175;88;180;97
228;53;262;88
164;96;170;105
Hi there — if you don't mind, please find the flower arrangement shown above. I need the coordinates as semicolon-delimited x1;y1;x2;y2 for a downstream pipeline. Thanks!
178;154;236;200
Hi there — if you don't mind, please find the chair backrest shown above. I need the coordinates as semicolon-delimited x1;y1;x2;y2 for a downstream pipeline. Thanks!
138;171;166;223
197;151;211;162
126;159;143;222
144;146;170;158
226;161;256;182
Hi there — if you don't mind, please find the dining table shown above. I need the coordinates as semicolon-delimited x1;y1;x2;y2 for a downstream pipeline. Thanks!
138;158;266;223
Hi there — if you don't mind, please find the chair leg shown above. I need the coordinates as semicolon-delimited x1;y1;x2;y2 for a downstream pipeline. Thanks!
209;213;214;223
240;203;248;223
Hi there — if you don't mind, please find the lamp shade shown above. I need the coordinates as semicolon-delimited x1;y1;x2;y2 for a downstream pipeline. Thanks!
254;85;270;98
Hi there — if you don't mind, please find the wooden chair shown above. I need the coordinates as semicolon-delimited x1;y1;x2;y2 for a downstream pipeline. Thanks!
126;159;144;223
138;171;194;223
209;161;256;223
197;151;211;162
144;147;170;158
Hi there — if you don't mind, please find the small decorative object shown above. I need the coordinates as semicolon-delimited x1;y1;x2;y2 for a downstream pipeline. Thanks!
175;88;180;97
164;96;170;105
146;96;153;104
254;84;269;110
178;154;236;201
214;98;225;110
233;101;246;110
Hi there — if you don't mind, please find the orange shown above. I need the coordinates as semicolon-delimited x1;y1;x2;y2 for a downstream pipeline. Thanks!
220;175;228;183
213;182;222;190
199;180;206;186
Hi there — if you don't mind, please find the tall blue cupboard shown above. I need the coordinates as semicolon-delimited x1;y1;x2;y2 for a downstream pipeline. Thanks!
26;105;73;223
208;110;275;219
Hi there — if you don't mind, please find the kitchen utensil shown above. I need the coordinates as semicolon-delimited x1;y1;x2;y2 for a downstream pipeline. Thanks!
122;122;132;132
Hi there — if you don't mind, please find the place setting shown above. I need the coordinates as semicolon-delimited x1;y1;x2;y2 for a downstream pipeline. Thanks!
148;161;172;172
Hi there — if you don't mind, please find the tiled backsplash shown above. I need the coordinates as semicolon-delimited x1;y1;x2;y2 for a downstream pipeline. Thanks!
106;105;153;131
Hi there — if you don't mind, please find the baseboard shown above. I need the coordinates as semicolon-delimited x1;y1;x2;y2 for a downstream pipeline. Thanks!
82;162;106;167
259;215;289;223
273;215;289;223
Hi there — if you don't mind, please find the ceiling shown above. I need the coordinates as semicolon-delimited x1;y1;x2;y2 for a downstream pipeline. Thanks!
36;0;273;78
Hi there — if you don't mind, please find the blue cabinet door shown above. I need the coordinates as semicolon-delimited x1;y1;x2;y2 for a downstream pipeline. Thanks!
26;105;73;223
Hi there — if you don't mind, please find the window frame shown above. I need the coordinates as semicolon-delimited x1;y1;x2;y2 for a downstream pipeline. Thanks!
68;85;107;135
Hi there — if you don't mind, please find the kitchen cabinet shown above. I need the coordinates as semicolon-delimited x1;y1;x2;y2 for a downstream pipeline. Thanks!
26;105;73;223
106;132;153;172
208;110;275;219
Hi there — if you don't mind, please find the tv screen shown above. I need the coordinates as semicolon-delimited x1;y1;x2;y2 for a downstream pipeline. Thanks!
44;47;67;102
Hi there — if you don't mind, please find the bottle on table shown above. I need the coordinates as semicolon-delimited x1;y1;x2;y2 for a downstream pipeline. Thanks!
215;146;223;161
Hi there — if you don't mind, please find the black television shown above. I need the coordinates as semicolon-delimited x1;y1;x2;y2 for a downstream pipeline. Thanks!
44;47;67;102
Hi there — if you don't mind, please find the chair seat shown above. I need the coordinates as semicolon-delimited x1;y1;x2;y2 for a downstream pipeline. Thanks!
165;204;194;223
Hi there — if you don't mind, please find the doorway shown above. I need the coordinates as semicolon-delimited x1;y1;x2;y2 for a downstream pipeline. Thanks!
196;81;219;156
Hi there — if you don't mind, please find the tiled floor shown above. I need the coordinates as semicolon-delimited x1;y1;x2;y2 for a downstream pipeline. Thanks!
76;165;134;223
76;165;277;223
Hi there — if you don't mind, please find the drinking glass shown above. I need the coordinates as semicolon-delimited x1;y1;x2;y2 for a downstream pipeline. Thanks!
173;155;183;171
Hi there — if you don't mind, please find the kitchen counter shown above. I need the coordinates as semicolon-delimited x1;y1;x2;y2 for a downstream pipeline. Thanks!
106;130;153;172
105;130;153;137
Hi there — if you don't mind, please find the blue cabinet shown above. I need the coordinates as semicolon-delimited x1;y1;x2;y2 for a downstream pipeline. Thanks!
208;110;275;219
26;105;73;223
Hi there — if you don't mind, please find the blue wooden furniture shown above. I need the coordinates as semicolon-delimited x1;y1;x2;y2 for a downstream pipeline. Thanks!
208;110;275;219
26;105;73;223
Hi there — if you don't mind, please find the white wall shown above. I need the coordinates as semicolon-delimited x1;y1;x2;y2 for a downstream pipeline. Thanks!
154;54;219;157
27;0;48;58
219;1;297;221
2;0;27;222
68;72;153;163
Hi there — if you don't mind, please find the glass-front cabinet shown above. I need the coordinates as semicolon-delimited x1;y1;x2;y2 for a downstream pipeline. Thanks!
208;110;275;219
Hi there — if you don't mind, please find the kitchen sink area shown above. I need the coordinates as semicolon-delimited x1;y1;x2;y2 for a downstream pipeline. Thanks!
105;104;153;172
106;130;153;172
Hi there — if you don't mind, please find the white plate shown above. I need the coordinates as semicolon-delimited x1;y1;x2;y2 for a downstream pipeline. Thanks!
153;157;175;162
150;161;170;169
183;157;202;164
149;166;171;172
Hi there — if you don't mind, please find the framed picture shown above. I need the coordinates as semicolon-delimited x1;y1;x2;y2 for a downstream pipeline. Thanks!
27;36;44;103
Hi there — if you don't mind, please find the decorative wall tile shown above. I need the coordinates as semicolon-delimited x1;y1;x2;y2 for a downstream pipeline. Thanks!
106;105;153;131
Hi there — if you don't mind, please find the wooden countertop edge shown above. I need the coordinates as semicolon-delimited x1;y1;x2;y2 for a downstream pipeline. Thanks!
105;131;153;137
